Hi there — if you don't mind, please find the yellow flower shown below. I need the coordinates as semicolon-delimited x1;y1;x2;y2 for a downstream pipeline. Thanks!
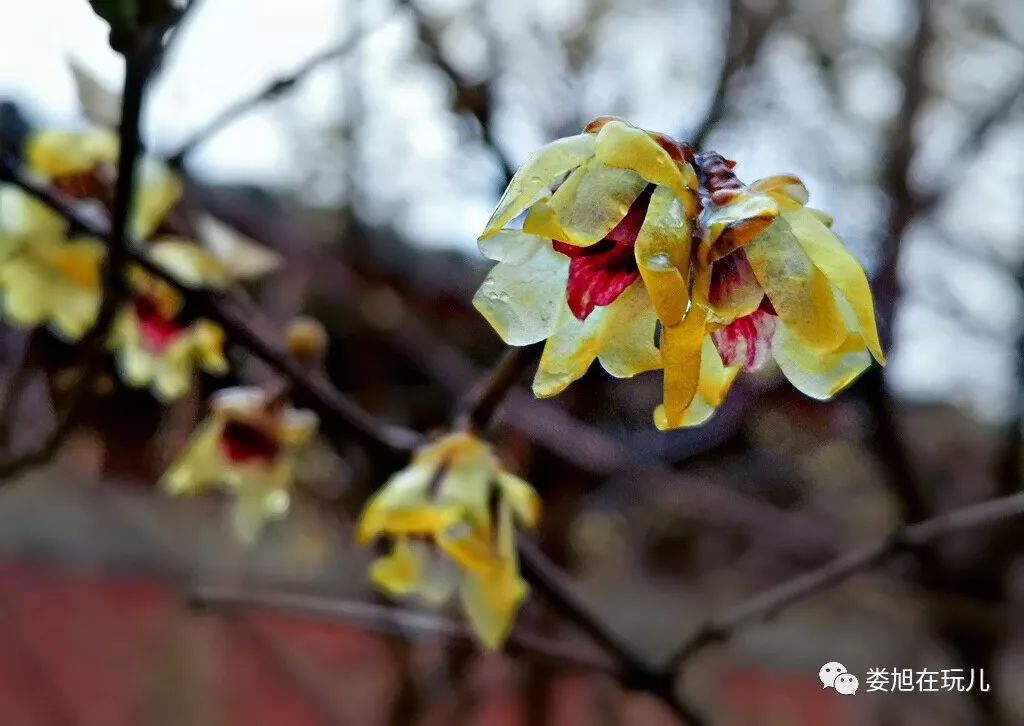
108;241;229;400
0;235;104;340
162;386;318;543
25;129;183;240
358;432;540;650
655;153;885;429
475;117;700;398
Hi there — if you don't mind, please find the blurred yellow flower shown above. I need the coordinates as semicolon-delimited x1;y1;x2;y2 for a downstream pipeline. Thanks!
109;241;229;400
25;129;183;241
358;432;540;650
475;117;699;398
655;153;885;429
162;386;318;543
0;235;104;340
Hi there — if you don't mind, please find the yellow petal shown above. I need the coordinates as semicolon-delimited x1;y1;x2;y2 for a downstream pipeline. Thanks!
658;303;707;430
280;408;319;447
772;321;872;399
780;207;885;364
633;185;691;326
198;213;282;280
473;236;569;346
532;301;607;397
703;193;778;246
371;537;427;597
358;462;446;543
230;465;292;545
654;337;739;429
480;133;596;239
496;472;541;528
521;199;570;241
191;320;228;374
748;174;809;205
26;130;118;178
593;119;696;211
458;503;527;650
743;218;846;355
148;240;228;290
161;419;223;495
133;159;183;240
546;160;648;247
596;280;661;378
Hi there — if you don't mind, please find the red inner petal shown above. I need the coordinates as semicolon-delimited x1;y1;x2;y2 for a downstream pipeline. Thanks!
711;305;777;372
133;296;184;353
218;419;281;466
552;185;653;320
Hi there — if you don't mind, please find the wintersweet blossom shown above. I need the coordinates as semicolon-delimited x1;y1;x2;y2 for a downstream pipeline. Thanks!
358;432;540;649
162;386;318;542
655;153;885;429
24;129;182;240
474;116;699;397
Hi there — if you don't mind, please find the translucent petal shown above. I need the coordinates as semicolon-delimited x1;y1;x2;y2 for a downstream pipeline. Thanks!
593;119;695;210
148;240;228;290
477;229;546;263
546;161;648;247
473;238;568;346
701;192;778;254
161;420;224;495
480;133;596;239
658;303;707;430
743;218;846;355
26;130;118;178
596;280;661;378
633;185;690;326
748;174;809;205
496;472;541;528
230;464;292;545
521;200;570;241
781;207;885;364
772;321;871;400
654;336;739;430
458;503;527;650
532;300;607;397
133;159;183;240
371;537;427;598
198;213;282;280
357;464;435;543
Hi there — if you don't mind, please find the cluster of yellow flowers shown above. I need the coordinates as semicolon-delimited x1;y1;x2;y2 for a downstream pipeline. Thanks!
0;118;885;652
473;116;885;430
0;129;276;399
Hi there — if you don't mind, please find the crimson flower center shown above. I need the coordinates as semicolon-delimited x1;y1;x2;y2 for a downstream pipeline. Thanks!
218;419;281;466
552;185;654;321
133;295;185;353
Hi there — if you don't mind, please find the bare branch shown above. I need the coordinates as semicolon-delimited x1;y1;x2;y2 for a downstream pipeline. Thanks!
0;154;422;459
669;489;1024;671
167;14;393;167
189;585;619;676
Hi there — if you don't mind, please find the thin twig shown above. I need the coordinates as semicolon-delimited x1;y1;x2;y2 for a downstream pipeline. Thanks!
454;343;541;432
0;154;422;459
189;585;618;676
167;14;392;167
668;490;1024;671
0;25;164;478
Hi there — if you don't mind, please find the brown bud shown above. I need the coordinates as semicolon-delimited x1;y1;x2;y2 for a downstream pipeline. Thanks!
285;316;328;364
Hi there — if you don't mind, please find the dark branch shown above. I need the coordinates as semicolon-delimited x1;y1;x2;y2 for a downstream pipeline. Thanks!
668;490;1024;671
167;14;392;167
189;585;618;676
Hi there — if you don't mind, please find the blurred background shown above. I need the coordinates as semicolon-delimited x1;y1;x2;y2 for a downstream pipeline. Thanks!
0;0;1023;723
